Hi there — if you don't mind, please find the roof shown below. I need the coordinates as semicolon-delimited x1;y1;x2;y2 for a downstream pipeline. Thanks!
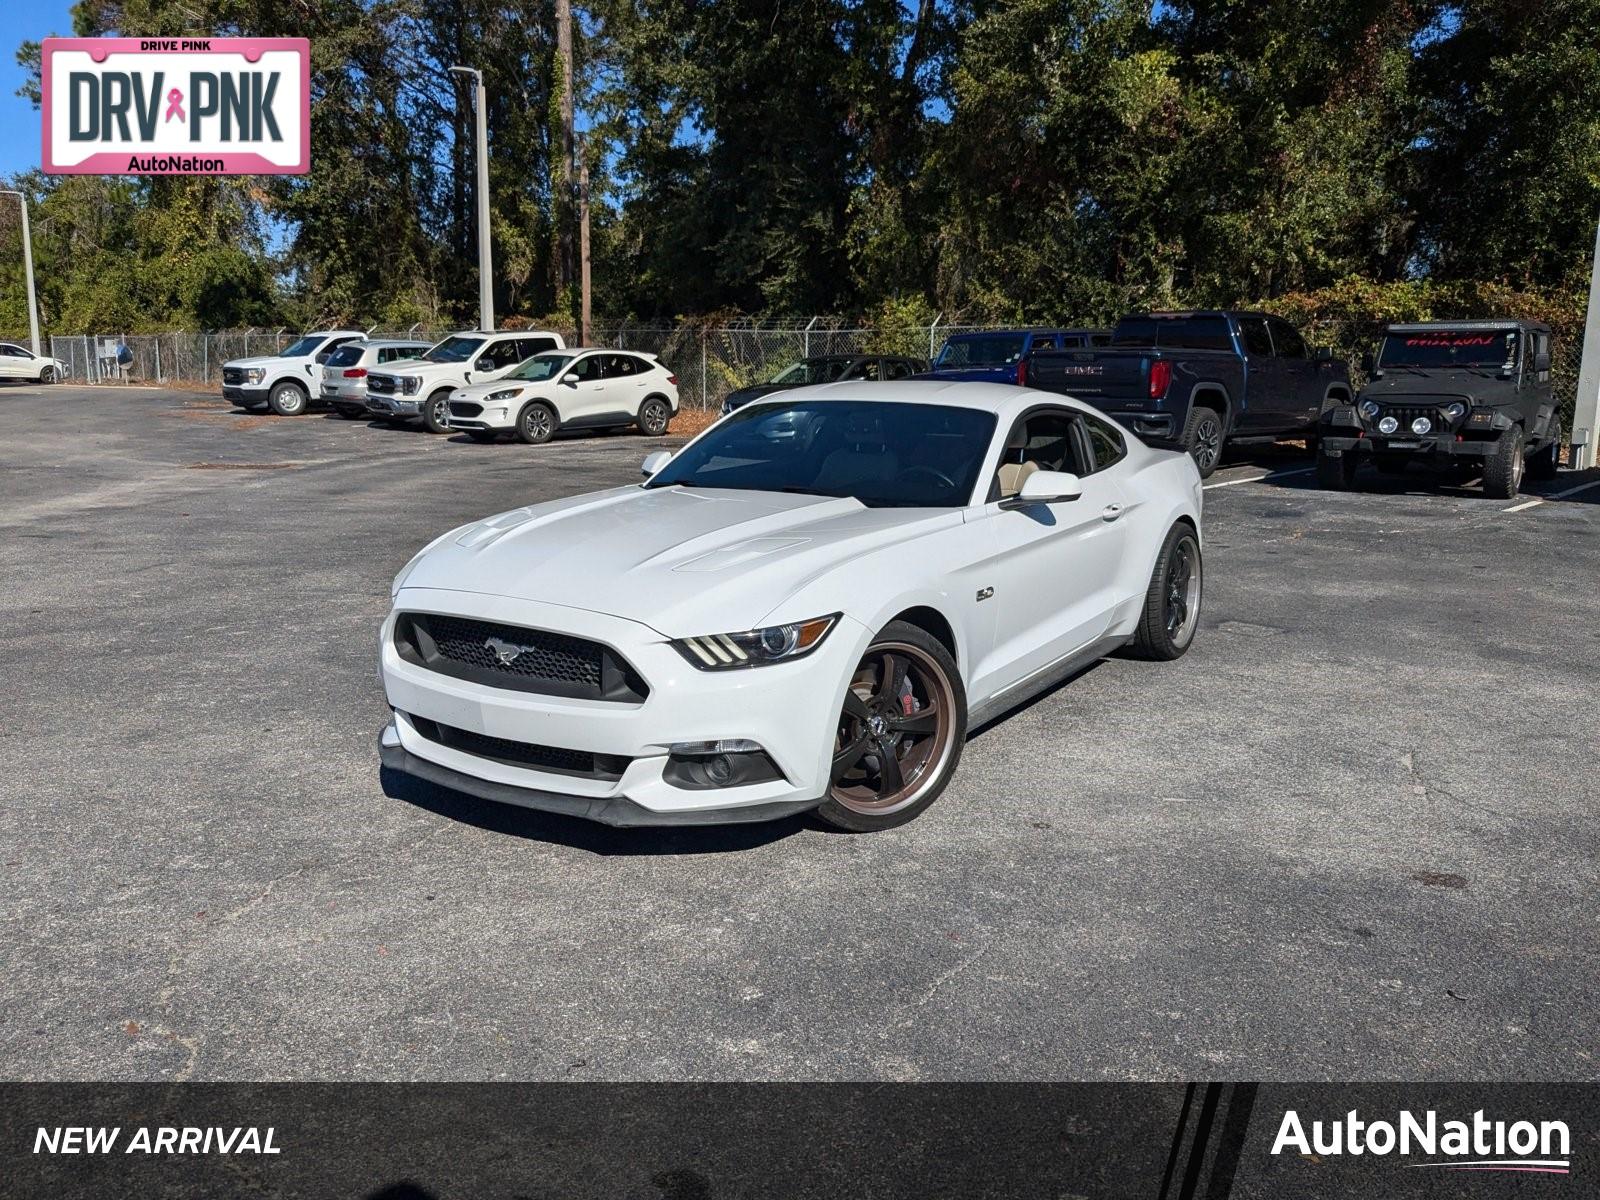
1384;320;1550;333
363;337;434;346
944;327;1102;336
755;378;1073;415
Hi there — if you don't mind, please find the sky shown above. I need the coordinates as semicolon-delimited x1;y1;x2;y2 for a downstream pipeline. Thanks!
2;0;76;179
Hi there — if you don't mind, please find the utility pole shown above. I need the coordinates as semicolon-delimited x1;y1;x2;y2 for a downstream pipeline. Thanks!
579;140;592;346
450;66;495;331
1570;213;1600;470
1;190;41;354
555;0;576;298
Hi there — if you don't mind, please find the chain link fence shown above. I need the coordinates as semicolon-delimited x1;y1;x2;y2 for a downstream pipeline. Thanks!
8;322;1587;419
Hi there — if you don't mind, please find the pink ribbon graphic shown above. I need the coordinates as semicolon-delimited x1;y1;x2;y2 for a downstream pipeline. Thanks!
164;88;185;123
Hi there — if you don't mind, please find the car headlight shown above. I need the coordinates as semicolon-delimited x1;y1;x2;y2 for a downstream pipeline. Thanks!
673;615;838;670
245;368;265;384
1358;399;1380;420
1445;401;1467;421
487;388;522;402
401;377;421;395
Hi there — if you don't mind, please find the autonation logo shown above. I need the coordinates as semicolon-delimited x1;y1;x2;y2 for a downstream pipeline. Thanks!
1272;1109;1571;1175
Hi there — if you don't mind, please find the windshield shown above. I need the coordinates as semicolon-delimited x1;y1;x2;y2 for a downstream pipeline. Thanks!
510;353;574;381
646;400;997;508
324;344;363;367
936;335;1027;369
1379;330;1519;369
769;359;849;386
1110;317;1234;351
423;335;487;364
279;335;327;358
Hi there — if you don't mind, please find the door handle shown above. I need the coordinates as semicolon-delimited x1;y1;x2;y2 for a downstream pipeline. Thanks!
1102;503;1124;521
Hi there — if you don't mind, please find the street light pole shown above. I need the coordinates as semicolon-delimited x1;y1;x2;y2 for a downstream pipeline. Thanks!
1;190;41;355
449;66;495;332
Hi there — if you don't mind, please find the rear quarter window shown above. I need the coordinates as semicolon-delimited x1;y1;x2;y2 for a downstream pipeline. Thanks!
1111;317;1234;351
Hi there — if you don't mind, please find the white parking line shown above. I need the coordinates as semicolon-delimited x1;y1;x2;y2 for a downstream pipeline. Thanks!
1203;467;1314;491
1501;478;1600;513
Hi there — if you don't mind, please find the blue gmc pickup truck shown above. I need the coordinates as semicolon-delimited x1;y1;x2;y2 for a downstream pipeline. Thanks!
1025;311;1352;477
925;327;1109;385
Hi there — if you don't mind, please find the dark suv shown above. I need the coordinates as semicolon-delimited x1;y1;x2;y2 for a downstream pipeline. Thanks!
1317;320;1561;498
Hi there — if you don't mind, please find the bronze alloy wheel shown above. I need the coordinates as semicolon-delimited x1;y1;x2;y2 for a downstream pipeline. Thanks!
830;641;958;818
1164;533;1201;648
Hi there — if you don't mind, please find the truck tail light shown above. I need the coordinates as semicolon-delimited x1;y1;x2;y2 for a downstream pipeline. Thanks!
1149;360;1172;399
343;367;368;378
1015;357;1029;388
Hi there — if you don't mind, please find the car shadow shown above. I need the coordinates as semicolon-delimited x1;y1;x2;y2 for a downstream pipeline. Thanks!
381;766;810;855
967;657;1109;740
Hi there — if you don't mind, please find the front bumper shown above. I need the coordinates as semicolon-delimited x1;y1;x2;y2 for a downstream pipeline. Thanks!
367;394;423;417
445;401;516;432
223;384;269;404
1320;433;1495;459
378;591;864;825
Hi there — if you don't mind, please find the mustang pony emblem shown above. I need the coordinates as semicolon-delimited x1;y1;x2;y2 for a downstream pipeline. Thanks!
485;636;531;666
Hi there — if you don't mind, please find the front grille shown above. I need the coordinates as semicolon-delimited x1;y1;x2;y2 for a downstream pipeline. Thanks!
367;374;398;396
449;401;484;418
394;612;649;702
406;713;629;780
223;367;247;385
1380;403;1451;428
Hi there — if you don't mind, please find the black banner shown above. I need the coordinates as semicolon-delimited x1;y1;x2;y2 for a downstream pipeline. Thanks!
2;1084;1592;1198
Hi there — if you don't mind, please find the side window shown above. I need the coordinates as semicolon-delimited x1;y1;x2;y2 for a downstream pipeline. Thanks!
518;336;557;360
840;359;879;381
567;354;599;381
883;358;914;380
1269;319;1307;359
992;409;1089;499
1239;318;1273;358
0;344;25;357
489;339;526;369
1081;414;1126;473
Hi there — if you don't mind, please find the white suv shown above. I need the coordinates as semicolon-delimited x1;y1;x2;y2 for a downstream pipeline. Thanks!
222;330;366;415
318;339;433;418
365;330;565;433
444;349;680;443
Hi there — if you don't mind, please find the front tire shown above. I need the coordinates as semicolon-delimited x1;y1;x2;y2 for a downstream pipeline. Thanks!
515;402;557;445
1316;445;1359;490
815;621;966;832
267;381;308;416
1127;523;1202;661
1481;428;1525;499
1179;405;1225;478
422;390;453;434
637;396;672;436
38;365;57;384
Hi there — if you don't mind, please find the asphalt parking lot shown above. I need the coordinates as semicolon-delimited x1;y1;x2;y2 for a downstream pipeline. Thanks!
4;384;1598;1083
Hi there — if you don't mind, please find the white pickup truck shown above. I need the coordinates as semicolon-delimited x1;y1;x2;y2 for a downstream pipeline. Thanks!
365;330;566;433
222;330;366;415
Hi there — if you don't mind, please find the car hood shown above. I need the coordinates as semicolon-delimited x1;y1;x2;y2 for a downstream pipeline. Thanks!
450;378;533;400
223;355;289;370
398;485;958;636
1362;371;1507;401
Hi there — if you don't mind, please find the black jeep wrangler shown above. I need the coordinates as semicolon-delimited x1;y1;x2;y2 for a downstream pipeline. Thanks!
1316;320;1561;499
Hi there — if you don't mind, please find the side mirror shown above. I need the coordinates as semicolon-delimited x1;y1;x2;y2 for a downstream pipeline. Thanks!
1002;470;1083;509
1360;351;1375;375
641;450;672;477
1535;351;1551;373
1313;346;1334;363
563;372;580;385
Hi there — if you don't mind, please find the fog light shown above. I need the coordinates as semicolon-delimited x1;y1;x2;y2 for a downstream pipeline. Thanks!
1378;416;1399;434
664;740;783;790
1411;416;1432;435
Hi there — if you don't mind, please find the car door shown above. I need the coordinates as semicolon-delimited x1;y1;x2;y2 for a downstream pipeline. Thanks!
598;354;647;419
558;352;608;419
0;344;28;379
1267;317;1320;428
967;407;1131;700
1235;316;1286;431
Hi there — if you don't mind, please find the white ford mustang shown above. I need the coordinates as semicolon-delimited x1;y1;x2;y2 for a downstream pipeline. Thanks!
379;381;1204;831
